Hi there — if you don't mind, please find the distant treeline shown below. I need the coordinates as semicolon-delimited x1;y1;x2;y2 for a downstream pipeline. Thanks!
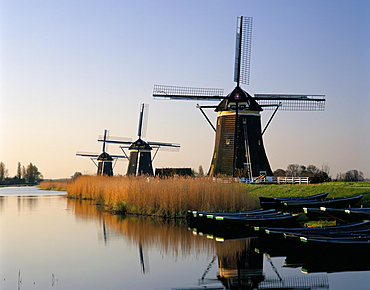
0;162;43;185
273;163;365;183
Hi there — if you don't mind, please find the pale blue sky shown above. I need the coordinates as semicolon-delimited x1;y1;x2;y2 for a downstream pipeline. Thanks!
1;0;369;179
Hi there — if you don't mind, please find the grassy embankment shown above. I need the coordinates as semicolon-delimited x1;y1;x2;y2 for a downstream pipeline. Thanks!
39;178;370;218
245;182;370;207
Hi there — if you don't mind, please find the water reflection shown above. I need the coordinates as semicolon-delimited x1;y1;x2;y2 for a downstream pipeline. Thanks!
68;199;249;260
68;199;331;289
1;189;369;289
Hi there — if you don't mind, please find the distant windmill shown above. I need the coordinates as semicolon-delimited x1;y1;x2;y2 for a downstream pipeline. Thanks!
98;103;180;176
153;16;325;180
76;130;128;176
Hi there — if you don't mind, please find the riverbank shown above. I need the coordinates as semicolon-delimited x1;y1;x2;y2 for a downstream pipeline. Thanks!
39;178;370;217
245;182;370;206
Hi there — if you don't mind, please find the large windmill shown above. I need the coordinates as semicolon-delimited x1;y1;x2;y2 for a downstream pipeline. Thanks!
76;130;128;176
153;16;325;180
99;103;180;176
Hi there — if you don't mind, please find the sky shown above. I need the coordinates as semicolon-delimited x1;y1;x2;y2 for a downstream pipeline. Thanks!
1;0;369;179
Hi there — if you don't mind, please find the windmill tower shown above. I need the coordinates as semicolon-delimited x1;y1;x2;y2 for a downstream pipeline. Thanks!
153;16;325;180
76;130;128;176
99;104;180;176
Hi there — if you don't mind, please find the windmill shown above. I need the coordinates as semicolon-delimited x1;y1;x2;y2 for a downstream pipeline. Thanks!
76;130;128;176
98;103;180;176
153;16;325;180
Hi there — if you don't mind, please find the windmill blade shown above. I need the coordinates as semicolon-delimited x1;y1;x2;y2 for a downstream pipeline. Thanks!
234;16;253;86
148;141;180;148
254;94;326;111
102;129;108;153
76;152;99;158
76;151;127;159
97;136;132;145
137;103;149;138
108;155;129;159
153;84;224;100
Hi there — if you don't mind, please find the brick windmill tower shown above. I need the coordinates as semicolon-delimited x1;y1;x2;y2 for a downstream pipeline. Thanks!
153;16;325;180
99;104;180;176
76;130;128;176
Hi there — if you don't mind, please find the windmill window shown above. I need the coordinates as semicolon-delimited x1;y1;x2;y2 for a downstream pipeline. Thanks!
225;139;231;145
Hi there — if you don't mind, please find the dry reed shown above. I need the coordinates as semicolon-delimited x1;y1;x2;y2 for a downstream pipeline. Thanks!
39;180;70;191
67;175;258;217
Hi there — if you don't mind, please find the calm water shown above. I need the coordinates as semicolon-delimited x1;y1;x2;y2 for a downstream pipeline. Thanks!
1;187;370;290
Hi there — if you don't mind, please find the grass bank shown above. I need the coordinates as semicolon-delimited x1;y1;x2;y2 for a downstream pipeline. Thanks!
245;182;370;207
63;175;258;217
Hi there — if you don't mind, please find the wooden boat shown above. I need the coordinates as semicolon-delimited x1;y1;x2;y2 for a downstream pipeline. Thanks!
281;195;363;212
259;192;329;203
312;207;370;222
187;209;300;229
303;207;334;220
211;212;300;227
187;208;277;219
259;192;329;209
255;220;370;237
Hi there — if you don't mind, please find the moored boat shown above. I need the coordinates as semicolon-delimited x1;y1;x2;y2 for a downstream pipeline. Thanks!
259;192;329;209
281;195;363;212
259;192;329;203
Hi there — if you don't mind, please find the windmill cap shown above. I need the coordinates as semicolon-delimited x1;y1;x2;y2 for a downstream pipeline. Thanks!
129;138;152;150
215;86;262;112
97;152;113;161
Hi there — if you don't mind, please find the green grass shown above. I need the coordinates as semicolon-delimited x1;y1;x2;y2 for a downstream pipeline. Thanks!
244;182;370;207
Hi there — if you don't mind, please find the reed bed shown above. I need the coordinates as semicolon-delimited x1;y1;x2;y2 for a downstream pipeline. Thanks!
39;180;70;191
67;175;258;217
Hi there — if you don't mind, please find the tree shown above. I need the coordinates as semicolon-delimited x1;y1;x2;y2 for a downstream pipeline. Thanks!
344;169;364;182
17;162;22;179
24;163;43;184
71;172;82;180
307;165;320;175
198;165;204;177
273;169;286;177
321;163;330;176
0;162;8;182
286;164;300;177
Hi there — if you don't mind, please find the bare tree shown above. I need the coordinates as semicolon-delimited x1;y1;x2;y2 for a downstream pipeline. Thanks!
344;169;364;182
0;162;8;182
17;162;22;179
24;163;43;184
321;163;330;178
286;164;300;177
198;165;204;177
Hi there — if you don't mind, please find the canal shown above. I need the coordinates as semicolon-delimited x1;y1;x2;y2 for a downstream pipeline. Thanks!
1;187;369;289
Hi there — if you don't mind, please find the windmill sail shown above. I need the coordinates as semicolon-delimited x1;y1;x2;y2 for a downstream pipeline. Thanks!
97;104;180;176
153;16;326;180
234;16;253;86
76;129;128;176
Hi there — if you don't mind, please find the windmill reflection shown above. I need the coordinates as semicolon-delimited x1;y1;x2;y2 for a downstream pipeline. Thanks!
66;199;370;289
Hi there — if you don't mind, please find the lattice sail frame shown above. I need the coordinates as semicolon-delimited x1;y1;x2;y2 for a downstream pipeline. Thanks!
153;84;224;100
234;16;253;85
153;85;325;111
255;94;326;111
